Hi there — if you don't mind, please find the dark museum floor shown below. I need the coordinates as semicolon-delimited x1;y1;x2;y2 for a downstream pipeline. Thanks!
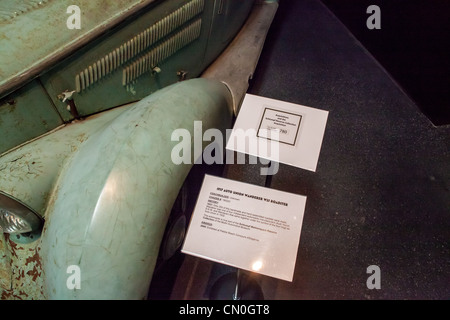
169;0;450;299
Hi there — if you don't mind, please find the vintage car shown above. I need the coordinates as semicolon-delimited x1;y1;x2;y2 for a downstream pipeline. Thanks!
0;0;278;299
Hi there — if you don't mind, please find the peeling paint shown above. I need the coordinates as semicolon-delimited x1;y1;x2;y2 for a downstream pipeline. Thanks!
0;233;12;291
0;234;44;300
0;106;130;300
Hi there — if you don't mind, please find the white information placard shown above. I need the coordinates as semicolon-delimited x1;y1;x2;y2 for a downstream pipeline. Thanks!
257;107;302;146
226;94;329;172
182;175;307;282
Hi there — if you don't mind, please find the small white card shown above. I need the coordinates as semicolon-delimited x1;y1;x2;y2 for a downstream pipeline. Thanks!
226;94;329;172
182;175;307;282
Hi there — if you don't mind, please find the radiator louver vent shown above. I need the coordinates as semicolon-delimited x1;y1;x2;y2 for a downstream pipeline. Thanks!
75;0;204;93
122;19;201;85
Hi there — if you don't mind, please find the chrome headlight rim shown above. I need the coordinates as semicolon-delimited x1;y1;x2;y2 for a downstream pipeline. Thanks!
0;191;43;237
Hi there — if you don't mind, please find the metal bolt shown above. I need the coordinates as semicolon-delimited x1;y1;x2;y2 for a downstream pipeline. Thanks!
152;66;162;74
57;90;76;103
177;70;188;81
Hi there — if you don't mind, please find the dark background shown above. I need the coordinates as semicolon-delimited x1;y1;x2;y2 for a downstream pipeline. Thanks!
320;0;450;126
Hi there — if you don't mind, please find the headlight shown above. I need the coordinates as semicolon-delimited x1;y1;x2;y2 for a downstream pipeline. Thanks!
0;191;43;235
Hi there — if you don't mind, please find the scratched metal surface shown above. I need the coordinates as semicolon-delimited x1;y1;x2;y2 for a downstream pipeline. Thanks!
0;0;53;21
0;233;44;300
0;0;260;300
0;0;157;97
0;78;233;299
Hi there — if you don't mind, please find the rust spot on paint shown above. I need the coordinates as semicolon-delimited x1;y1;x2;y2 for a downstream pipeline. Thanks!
25;248;42;282
1;234;44;299
7;237;20;259
25;248;42;268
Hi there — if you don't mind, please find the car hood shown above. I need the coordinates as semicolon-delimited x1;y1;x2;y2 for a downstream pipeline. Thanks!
0;0;156;98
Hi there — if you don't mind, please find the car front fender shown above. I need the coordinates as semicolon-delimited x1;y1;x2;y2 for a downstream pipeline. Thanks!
39;78;232;299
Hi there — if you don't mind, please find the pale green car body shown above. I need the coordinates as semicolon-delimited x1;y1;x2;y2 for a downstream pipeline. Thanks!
0;0;277;299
